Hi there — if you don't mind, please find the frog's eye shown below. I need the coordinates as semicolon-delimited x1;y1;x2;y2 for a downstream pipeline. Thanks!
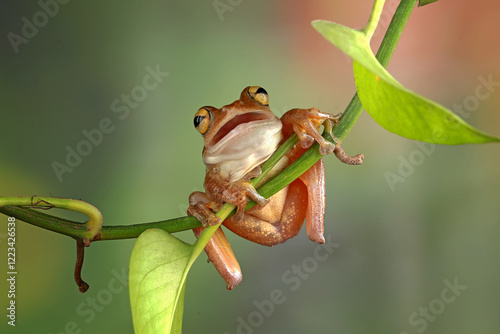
248;86;269;106
194;107;211;134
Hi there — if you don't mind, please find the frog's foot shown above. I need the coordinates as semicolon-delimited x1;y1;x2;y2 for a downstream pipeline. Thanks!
282;108;342;155
204;167;269;222
187;191;223;226
226;180;269;222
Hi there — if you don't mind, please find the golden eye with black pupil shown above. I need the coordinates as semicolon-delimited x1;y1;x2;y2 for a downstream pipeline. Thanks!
194;107;210;134
248;86;269;106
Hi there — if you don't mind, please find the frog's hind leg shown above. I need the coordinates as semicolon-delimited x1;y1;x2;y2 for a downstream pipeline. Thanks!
299;159;326;244
193;226;242;290
223;179;309;247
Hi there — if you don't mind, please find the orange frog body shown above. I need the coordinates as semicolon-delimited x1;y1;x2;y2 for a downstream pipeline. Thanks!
188;86;362;289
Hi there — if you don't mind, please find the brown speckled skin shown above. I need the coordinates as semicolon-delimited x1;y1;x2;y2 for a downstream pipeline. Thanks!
188;86;356;290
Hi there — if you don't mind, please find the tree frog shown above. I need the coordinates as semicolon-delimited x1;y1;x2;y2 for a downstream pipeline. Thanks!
188;86;363;289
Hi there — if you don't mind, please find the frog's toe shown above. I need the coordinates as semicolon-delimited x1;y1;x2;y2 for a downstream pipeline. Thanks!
244;184;268;207
319;141;335;155
232;210;245;222
206;214;222;226
298;134;315;150
187;202;222;226
256;197;270;209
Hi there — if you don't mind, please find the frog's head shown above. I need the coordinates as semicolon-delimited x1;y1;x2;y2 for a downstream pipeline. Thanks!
193;86;283;182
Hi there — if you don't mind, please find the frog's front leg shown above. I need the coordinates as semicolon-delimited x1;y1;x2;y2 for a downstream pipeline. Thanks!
188;166;269;226
281;107;341;155
281;107;364;165
204;166;269;221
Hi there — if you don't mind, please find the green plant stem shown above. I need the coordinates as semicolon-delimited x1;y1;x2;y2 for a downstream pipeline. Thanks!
0;197;102;241
0;204;201;240
333;0;418;141
363;0;386;40
0;0;417;242
376;0;418;68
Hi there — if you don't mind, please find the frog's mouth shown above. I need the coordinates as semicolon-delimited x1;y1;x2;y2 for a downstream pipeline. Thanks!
210;112;276;147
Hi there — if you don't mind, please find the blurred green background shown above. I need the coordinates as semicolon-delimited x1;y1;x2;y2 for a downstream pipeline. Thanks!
1;0;500;333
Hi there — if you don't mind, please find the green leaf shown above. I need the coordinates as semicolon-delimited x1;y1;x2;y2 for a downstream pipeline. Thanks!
418;0;439;6
353;62;500;144
129;229;193;334
312;20;398;86
312;16;500;145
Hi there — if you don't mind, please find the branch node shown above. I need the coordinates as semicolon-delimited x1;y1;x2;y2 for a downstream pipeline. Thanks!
83;237;90;247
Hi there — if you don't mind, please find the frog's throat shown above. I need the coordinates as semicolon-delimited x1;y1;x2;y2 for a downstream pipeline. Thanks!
203;118;283;182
